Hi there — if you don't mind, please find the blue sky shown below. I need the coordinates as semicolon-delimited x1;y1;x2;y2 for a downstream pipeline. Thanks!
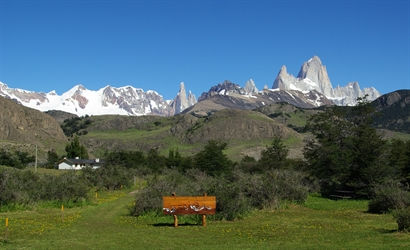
0;0;409;100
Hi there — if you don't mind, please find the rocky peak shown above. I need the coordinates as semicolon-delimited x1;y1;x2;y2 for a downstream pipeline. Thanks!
297;56;333;96
178;82;187;103
187;90;197;106
171;82;197;114
199;80;244;101
172;82;188;114
271;55;380;105
272;65;297;90
279;65;288;74
244;78;258;95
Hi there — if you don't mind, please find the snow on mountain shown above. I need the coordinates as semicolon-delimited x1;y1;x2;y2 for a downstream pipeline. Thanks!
272;56;381;105
198;79;333;109
0;81;196;116
0;56;381;117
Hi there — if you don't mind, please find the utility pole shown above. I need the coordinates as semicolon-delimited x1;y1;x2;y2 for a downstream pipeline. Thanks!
35;144;38;172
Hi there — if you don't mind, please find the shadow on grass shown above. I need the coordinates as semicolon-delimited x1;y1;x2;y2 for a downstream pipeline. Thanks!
375;228;397;234
153;222;201;227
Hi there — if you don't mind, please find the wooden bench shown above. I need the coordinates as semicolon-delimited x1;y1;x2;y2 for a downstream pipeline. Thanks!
162;193;216;227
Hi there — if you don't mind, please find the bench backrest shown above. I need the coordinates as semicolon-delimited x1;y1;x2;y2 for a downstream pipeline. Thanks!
162;196;216;215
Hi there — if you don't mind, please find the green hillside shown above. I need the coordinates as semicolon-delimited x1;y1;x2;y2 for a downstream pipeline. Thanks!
72;109;303;161
59;93;410;161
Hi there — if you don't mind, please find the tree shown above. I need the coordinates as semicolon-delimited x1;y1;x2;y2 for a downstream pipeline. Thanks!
166;149;183;168
239;155;258;173
104;150;145;169
388;139;410;185
194;140;233;176
258;137;289;171
46;150;60;169
0;150;34;169
65;136;88;159
304;97;390;197
145;148;166;173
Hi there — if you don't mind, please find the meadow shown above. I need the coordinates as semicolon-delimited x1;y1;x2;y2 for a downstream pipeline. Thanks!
1;190;408;249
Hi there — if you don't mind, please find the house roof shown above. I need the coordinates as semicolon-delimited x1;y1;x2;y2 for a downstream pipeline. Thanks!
60;158;104;165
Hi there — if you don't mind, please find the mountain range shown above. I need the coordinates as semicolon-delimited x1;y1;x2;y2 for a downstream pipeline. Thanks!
0;81;196;116
272;56;380;105
0;88;408;162
0;56;381;116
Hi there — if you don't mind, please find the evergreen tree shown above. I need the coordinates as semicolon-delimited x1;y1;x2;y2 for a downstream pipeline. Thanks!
65;136;89;159
46;150;60;169
105;150;145;169
166;149;183;168
258;137;289;171
194;140;233;176
347;97;388;196
389;139;410;185
304;96;391;197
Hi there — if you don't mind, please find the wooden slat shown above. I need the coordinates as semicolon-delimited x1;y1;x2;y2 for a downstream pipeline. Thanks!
163;196;216;215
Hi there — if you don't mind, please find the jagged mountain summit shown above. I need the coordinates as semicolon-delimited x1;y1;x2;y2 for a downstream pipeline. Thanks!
170;82;197;114
272;56;381;105
0;81;196;116
192;79;333;114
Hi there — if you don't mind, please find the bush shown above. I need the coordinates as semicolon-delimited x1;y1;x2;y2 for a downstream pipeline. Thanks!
0;167;90;206
131;168;309;221
368;181;410;213
234;169;309;209
41;173;89;202
131;169;250;220
210;180;251;220
130;169;188;216
81;165;133;190
394;207;410;232
0;150;35;169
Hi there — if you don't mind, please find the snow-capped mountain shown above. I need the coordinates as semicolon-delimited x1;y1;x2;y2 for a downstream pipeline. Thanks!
272;56;381;105
197;79;333;110
0;82;196;116
0;56;381;117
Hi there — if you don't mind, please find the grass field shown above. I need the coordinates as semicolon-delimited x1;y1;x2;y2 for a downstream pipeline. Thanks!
1;191;408;249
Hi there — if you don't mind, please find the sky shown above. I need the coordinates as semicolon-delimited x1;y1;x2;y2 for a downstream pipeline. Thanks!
0;0;409;100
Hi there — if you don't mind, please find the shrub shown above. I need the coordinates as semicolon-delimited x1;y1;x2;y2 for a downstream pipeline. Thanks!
104;150;146;169
131;169;250;220
236;169;309;209
81;165;133;190
131;168;309;221
0;150;35;169
130;169;187;216
210;179;251;220
41;172;89;202
0;167;90;206
394;207;410;232
368;181;410;213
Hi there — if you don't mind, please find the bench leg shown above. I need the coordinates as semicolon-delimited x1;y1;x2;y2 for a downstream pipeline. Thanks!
202;215;206;227
173;215;178;227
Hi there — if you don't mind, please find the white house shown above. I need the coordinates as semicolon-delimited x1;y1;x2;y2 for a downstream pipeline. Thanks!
58;158;103;170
